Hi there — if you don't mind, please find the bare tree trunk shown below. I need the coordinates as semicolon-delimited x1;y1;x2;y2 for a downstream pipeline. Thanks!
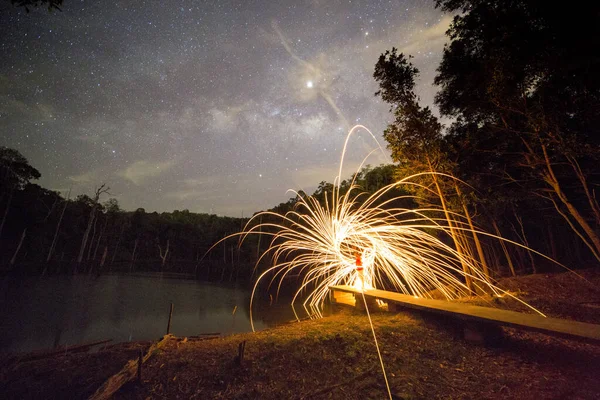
130;238;138;272
427;159;473;293
41;197;59;223
77;207;96;268
567;155;600;225
93;216;108;260
100;246;108;270
0;185;15;248
111;223;125;267
87;215;98;261
492;220;516;277
511;210;536;274
455;183;490;279
158;239;170;269
548;196;600;261
77;184;110;267
540;144;600;262
46;190;70;266
10;228;27;266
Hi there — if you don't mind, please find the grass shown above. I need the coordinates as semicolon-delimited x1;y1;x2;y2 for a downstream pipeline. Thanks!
1;269;600;399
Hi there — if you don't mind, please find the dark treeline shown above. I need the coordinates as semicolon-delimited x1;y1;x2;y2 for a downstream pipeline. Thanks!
0;149;257;282
371;0;600;277
0;147;401;284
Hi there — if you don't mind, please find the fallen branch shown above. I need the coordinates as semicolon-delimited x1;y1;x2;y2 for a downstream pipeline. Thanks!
88;334;174;400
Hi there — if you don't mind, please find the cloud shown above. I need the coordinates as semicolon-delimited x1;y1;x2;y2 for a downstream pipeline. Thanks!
399;16;453;55
68;170;97;184
0;98;56;121
165;188;208;201
117;159;176;185
165;176;223;200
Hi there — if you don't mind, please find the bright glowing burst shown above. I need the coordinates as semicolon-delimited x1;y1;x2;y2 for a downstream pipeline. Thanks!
214;125;547;330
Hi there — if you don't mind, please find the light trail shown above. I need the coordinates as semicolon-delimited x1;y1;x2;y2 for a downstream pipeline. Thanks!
205;126;564;333
204;124;560;399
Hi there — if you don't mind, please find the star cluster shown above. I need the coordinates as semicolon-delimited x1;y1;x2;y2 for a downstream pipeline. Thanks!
0;0;448;216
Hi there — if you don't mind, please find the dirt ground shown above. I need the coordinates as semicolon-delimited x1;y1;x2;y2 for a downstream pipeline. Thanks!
1;269;599;399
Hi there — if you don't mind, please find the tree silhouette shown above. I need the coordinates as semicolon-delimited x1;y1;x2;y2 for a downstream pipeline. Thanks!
434;0;600;261
5;0;62;12
0;147;41;189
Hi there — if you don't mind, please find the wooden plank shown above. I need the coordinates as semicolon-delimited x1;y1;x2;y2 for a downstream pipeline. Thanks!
330;285;600;342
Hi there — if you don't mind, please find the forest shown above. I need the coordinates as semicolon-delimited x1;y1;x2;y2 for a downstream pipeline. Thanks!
1;0;599;285
0;148;405;283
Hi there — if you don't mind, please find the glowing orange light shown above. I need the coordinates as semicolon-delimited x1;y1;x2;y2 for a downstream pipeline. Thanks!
208;125;549;331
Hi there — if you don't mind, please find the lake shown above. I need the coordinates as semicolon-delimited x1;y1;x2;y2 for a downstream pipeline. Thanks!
0;274;301;353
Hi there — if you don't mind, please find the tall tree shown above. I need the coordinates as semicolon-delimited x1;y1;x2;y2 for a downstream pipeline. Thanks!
75;184;110;268
374;48;487;287
434;0;600;261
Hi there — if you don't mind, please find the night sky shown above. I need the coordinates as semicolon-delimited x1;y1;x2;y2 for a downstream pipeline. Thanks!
1;0;448;216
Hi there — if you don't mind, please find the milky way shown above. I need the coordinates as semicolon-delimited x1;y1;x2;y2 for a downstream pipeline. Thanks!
0;0;448;216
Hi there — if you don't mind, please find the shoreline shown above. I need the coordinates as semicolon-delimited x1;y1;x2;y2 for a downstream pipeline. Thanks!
2;269;600;399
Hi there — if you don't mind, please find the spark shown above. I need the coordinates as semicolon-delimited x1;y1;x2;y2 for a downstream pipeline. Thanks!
209;125;553;331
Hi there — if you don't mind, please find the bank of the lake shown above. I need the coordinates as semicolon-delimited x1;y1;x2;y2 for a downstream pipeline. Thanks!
2;269;600;399
1;306;599;399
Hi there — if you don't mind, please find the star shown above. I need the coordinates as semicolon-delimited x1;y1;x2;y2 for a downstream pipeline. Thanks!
0;1;447;215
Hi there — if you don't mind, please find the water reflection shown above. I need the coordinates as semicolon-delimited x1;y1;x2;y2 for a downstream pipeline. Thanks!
0;274;299;353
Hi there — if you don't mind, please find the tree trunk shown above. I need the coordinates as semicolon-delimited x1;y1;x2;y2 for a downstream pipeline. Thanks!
511;211;536;274
10;228;27;266
548;196;600;261
427;159;473;293
46;193;69;266
111;223;125;267
130;238;138;272
87;215;99;261
93;216;108;261
77;184;110;267
100;246;108;269
567;155;600;226
455;183;490;279
158;239;169;269
540;144;600;262
77;206;97;266
0;184;15;247
492;220;516;277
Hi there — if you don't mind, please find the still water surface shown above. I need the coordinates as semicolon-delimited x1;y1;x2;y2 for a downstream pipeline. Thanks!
0;274;296;353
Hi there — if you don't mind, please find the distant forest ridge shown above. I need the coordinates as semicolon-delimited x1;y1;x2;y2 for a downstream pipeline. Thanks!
0;147;401;279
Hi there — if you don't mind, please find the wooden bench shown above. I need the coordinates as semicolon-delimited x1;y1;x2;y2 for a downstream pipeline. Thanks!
330;285;600;345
